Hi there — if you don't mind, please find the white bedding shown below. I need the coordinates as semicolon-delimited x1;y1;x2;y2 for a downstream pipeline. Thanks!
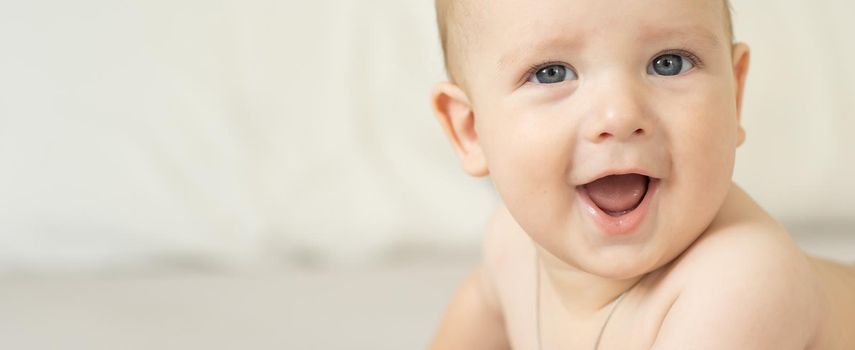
0;230;851;350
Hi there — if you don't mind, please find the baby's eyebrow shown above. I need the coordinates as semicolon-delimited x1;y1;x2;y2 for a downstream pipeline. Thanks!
496;25;724;71
637;25;724;51
496;36;583;72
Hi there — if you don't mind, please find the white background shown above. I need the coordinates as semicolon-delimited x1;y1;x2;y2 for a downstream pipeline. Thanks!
0;0;853;272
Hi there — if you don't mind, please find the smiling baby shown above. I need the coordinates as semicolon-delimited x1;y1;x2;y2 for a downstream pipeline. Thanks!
428;0;855;349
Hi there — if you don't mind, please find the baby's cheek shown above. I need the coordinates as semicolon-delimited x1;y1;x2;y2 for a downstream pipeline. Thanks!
491;120;573;182
671;129;735;234
487;134;577;239
682;135;733;187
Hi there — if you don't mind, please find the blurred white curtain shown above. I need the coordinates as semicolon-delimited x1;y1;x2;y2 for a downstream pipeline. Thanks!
732;0;855;222
0;0;851;271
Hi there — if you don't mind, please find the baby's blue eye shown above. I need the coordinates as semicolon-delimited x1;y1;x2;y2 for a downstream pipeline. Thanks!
648;54;695;76
528;64;577;84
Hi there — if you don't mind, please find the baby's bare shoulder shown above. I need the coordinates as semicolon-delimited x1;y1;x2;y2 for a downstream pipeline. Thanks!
654;193;823;348
479;204;541;348
664;186;814;291
480;203;538;305
672;217;810;285
482;204;530;267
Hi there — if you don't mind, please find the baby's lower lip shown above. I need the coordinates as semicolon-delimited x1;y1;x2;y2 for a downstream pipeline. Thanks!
576;179;659;236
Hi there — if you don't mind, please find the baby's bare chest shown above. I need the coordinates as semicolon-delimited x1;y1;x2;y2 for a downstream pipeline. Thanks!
488;251;677;350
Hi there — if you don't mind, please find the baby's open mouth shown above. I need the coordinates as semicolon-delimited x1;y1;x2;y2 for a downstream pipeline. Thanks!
583;174;650;217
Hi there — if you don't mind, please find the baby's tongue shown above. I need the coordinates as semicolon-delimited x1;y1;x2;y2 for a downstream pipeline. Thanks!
584;174;649;215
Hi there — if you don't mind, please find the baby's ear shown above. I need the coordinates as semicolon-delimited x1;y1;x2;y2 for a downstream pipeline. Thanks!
731;43;750;147
431;82;489;177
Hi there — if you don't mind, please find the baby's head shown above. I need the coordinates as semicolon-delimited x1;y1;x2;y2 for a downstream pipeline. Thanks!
432;0;750;279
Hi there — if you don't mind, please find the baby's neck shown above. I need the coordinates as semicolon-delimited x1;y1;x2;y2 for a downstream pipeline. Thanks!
537;246;645;317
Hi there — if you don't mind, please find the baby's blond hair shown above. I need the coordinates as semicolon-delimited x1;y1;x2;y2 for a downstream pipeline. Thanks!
435;0;735;84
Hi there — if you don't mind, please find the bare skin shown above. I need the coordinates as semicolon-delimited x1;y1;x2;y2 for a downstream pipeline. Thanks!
430;184;855;349
428;0;855;348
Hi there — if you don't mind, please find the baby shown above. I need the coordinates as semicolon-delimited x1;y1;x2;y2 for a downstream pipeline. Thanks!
427;0;855;349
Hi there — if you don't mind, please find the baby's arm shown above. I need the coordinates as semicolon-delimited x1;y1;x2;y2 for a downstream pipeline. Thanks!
651;187;821;349
428;265;510;350
651;233;816;349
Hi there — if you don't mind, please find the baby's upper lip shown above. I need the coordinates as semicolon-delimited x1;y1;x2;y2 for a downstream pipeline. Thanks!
577;168;660;186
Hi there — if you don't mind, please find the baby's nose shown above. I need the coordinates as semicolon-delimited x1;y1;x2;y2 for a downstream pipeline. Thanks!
592;125;647;142
582;82;652;143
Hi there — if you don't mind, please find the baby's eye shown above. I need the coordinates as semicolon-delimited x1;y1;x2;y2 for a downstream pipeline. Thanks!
647;54;695;76
528;64;577;84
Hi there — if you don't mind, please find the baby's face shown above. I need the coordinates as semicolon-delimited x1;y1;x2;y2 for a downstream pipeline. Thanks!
443;0;749;278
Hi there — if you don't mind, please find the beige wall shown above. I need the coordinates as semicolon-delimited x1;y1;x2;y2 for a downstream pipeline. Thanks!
731;0;855;221
0;0;852;269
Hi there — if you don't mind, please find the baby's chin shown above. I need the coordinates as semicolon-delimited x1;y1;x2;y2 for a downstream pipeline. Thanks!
586;259;659;281
557;242;676;280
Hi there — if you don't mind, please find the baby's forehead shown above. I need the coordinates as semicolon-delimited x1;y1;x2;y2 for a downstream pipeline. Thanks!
474;0;727;41
437;0;732;81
